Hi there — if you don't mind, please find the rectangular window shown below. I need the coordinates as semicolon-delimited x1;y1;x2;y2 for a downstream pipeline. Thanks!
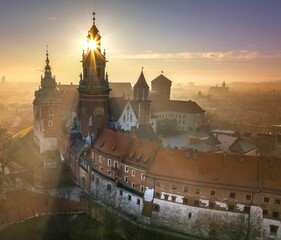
128;195;131;201
125;166;128;172
164;194;169;200
99;155;103;163
141;173;145;180
272;211;279;219
132;170;135;177
48;120;53;127
171;196;176;202
209;202;215;209
210;190;216;196
132;182;135;189
246;194;252;200
228;205;234;211
140;186;144;192
275;199;281;205
230;192;236;199
153;203;160;212
124;176;128;183
184;186;188;192
114;161;118;169
264;197;270;203
270;225;279;236
183;198;188;204
137;199;140;205
99;166;103;172
107;170;111;176
155;192;160;198
108;159;111;166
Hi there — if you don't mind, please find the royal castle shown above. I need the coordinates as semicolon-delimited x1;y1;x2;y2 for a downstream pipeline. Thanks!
33;13;281;239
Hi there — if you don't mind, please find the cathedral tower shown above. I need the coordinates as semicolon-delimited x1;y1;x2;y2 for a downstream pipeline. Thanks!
78;13;111;137
33;47;61;153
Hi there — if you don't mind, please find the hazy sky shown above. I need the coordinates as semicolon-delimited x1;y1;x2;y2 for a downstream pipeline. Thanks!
0;0;281;86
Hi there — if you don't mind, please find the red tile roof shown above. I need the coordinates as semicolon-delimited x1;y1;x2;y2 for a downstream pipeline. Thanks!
148;149;261;190
261;156;281;194
123;137;159;169
92;129;131;159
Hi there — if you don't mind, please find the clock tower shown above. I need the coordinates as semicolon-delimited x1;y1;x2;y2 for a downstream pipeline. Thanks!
78;12;111;137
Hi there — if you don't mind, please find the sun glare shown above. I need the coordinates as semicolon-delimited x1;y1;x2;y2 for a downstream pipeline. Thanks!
88;40;97;50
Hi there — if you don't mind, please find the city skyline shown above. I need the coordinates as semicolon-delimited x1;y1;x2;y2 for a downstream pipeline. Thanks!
1;0;281;86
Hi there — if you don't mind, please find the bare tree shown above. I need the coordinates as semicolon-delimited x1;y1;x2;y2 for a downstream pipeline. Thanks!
0;127;12;175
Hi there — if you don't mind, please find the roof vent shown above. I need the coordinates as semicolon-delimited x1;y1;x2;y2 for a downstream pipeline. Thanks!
129;151;135;160
136;153;143;161
99;140;105;147
143;154;151;163
111;144;116;151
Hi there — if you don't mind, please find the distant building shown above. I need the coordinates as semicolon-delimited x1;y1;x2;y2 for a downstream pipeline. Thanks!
209;81;229;100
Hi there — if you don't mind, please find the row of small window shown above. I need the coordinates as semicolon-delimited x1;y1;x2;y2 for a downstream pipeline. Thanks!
157;114;186;119
124;166;145;180
263;209;280;219
123;176;145;192
264;197;281;205
119;189;141;205
163;184;253;201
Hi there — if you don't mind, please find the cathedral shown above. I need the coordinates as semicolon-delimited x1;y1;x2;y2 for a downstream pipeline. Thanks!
33;12;205;154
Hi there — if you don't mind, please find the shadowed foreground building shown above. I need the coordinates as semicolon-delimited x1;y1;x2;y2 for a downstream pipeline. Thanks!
33;13;281;239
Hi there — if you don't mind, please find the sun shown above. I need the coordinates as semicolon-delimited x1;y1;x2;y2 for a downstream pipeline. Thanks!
88;40;97;50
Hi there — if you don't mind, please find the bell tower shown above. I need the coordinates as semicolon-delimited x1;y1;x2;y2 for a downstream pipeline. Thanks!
78;12;111;137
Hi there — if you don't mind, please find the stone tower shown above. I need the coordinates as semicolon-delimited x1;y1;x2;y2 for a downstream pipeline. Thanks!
33;47;61;153
77;13;111;137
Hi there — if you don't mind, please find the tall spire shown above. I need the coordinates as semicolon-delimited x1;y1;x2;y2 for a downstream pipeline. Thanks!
44;44;52;77
93;12;95;25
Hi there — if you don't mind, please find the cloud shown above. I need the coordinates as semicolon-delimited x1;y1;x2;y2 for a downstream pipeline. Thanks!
109;50;281;62
48;17;57;20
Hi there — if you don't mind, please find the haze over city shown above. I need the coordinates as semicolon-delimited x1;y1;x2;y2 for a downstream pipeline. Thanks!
1;0;281;86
